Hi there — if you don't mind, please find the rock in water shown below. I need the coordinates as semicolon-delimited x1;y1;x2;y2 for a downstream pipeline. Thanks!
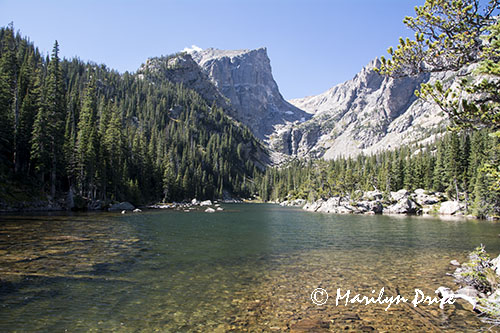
205;208;215;213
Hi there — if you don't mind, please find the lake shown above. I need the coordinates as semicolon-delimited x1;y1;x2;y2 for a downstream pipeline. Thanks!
1;204;499;331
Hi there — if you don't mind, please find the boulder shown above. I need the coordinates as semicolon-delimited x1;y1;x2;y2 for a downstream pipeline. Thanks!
363;190;383;201
414;188;426;196
439;201;463;215
88;200;103;210
205;207;215;213
355;201;370;214
316;197;339;213
368;201;383;214
414;190;440;205
390;189;409;202
355;201;382;214
200;200;212;206
385;198;420;215
303;200;324;212
450;260;460;266
455;286;478;299
491;254;500;274
191;198;200;205
133;208;142;213
109;202;135;211
291;198;306;206
216;207;224;211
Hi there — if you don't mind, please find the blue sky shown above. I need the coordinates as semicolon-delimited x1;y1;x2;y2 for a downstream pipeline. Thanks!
0;0;422;99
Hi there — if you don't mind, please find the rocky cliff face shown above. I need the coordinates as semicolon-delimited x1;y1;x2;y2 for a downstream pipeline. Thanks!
141;50;456;163
137;54;232;111
271;59;454;160
188;48;311;140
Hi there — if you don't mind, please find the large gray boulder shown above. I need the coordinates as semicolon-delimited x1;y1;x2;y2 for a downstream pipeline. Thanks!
109;202;135;212
491;254;500;275
316;197;340;213
363;190;383;201
390;189;410;202
385;198;420;215
303;200;324;212
439;201;463;215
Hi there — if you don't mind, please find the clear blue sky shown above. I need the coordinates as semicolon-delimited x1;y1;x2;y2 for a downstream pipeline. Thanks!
0;0;423;99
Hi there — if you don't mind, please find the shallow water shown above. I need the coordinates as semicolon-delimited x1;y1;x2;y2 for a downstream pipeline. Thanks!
1;204;500;331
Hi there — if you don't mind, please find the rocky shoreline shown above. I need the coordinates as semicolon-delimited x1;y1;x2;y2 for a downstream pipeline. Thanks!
0;188;493;220
0;195;241;213
280;188;485;219
438;245;500;326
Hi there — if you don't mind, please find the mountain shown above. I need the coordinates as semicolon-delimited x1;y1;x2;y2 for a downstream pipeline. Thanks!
269;59;454;160
188;47;312;140
0;27;268;208
137;53;232;111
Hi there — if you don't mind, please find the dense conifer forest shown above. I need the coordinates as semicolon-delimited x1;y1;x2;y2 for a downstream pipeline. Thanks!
0;25;265;206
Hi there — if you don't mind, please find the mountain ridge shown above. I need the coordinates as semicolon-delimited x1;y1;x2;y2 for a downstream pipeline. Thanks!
187;47;312;140
270;58;454;160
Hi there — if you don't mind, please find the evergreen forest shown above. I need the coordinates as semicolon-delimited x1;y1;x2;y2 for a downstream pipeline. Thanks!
0;25;265;206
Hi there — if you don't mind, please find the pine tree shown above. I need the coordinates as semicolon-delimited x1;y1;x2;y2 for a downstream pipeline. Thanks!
0;24;16;171
445;132;461;200
76;79;98;197
103;102;124;200
45;41;65;198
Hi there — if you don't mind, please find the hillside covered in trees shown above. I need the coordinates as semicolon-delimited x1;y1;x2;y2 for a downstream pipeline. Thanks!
0;25;266;208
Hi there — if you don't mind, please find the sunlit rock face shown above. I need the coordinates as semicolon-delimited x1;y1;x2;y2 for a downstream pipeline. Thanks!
275;59;457;160
189;47;311;140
